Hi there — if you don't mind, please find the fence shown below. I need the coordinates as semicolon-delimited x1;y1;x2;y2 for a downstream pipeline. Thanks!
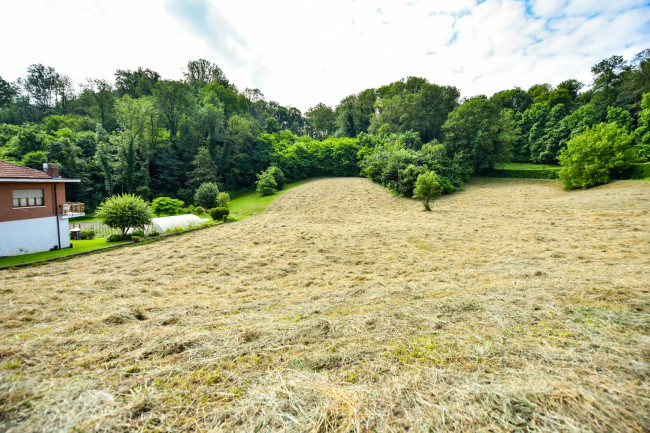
68;221;118;238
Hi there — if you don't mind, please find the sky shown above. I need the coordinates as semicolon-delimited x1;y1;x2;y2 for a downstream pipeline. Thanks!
1;0;649;112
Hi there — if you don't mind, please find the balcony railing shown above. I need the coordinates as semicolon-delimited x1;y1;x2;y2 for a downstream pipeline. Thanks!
62;202;85;217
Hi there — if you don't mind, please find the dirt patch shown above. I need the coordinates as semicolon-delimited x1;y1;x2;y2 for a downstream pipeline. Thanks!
1;178;649;432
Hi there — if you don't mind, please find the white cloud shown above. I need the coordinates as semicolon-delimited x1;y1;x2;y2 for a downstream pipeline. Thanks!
0;0;648;111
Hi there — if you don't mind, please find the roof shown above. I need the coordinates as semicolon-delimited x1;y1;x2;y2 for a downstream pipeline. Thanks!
0;160;80;183
0;160;53;179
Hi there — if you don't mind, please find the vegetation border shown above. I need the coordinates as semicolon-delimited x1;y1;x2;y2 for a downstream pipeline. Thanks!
0;221;224;271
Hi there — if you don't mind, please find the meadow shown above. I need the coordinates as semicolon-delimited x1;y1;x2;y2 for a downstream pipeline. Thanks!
1;178;648;432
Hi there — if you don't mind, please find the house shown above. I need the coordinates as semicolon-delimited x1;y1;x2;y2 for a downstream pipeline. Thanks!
0;161;84;257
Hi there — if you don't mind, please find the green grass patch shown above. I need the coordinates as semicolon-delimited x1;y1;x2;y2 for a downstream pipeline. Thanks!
493;162;560;170
0;238;129;267
229;179;312;220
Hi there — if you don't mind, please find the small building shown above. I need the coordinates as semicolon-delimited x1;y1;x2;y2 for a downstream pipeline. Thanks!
0;161;83;257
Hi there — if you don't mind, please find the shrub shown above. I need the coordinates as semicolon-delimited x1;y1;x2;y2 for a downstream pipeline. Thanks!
194;182;219;209
151;197;184;216
107;234;131;242
131;236;142;242
413;170;442;211
266;166;286;189
131;229;144;237
96;194;153;236
217;192;231;208
80;229;95;240
484;168;559;179
209;207;230;221
256;170;277;196
559;122;636;190
149;232;159;237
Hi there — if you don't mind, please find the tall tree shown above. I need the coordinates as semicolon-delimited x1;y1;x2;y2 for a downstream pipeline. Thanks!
153;80;193;144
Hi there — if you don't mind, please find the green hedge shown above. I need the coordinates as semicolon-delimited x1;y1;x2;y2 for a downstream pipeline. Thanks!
616;163;650;180
483;168;559;179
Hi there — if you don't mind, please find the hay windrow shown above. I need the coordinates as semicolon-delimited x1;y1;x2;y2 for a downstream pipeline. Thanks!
1;178;649;432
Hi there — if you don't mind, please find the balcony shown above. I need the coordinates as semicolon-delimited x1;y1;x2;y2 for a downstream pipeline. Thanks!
62;202;85;218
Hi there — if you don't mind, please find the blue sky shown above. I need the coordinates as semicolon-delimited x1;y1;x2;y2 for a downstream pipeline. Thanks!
1;0;649;111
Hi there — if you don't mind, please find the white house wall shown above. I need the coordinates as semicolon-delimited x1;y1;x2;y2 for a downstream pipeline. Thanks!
0;216;70;257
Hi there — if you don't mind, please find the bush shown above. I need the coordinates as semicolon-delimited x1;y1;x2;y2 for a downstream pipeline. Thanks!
151;197;184;216
131;236;142;242
209;207;230;221
194;182;219;209
266;166;286;189
80;229;95;240
96;194;153;236
559;122;636;190
107;234;130;242
256;170;278;196
483;168;559;179
217;192;231;208
413;170;442;211
131;229;144;237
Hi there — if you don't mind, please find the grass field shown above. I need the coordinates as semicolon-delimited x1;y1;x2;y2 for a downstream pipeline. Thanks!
229;179;312;219
1;178;649;432
0;238;129;267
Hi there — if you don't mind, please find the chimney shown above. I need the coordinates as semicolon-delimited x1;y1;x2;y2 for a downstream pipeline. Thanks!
43;163;60;178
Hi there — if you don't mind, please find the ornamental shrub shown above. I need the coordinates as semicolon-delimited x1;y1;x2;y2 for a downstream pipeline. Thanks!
256;170;278;196
217;192;231;208
209;207;230;221
96;194;152;236
80;229;95;240
266;166;286;189
194;182;219;208
413;170;442;211
559;122;636;190
151;197;184;216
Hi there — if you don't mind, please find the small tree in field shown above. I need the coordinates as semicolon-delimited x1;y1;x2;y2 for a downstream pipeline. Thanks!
559;122;636;190
194;182;219;208
266;166;286;189
413;170;442;211
217;192;230;208
96;194;153;235
256;170;277;196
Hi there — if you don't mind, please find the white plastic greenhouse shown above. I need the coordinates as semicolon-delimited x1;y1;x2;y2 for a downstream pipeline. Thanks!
148;214;207;234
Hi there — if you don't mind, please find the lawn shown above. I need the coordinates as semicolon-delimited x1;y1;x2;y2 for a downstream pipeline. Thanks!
228;179;313;219
493;162;560;170
0;238;128;267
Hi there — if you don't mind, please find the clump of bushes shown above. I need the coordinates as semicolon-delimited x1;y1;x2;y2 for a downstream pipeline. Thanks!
194;182;219;209
107;233;130;242
559;122;636;190
266;166;286;189
209;207;230;221
151;197;184;216
80;229;95;240
217;192;230;208
413;170;442;211
256;168;279;196
96;194;152;236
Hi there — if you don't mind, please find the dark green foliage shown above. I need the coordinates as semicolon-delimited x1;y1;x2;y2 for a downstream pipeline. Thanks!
107;233;130;242
483;168;559;179
96;194;153;236
616;162;650;180
209;207;230;221
256;170;277;196
194;182;219;209
80;229;95;240
559;123;636;189
151;197;185;216
131;230;144;237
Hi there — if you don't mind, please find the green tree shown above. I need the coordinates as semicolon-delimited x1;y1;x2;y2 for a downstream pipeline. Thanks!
187;146;218;189
256;170;277;196
194;182;219;208
266;166;286;189
413;170;442;211
559;122;636;190
305;103;336;139
633;92;650;160
154;80;193;143
96;193;153;235
442;97;515;173
0;76;17;108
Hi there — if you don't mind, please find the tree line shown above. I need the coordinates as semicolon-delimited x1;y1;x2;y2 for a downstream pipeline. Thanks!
0;51;648;208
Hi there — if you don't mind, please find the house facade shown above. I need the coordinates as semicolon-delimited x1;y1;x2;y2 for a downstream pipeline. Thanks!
0;161;83;257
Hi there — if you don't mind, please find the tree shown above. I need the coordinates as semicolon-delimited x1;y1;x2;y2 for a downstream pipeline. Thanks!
0;76;17;108
184;59;230;89
96;194;153;235
194;182;219;208
187;146;218;189
305;103;336;139
153;80;193;143
266;166;286;189
413;170;442;211
633;92;650;160
256;170;277;196
558;122;636;190
115;68;160;98
442;97;515;173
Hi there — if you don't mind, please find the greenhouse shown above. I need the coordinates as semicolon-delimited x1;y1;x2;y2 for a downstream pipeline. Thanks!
148;214;207;234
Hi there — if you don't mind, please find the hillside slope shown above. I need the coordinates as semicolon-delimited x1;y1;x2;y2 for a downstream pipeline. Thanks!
1;178;649;432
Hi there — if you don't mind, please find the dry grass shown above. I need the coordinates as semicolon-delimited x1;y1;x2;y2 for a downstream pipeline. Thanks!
1;177;649;432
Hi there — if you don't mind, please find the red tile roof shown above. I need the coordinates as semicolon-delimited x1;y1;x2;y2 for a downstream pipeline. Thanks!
0;160;53;179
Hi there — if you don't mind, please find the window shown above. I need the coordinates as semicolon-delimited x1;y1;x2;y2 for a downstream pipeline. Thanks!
12;189;44;208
